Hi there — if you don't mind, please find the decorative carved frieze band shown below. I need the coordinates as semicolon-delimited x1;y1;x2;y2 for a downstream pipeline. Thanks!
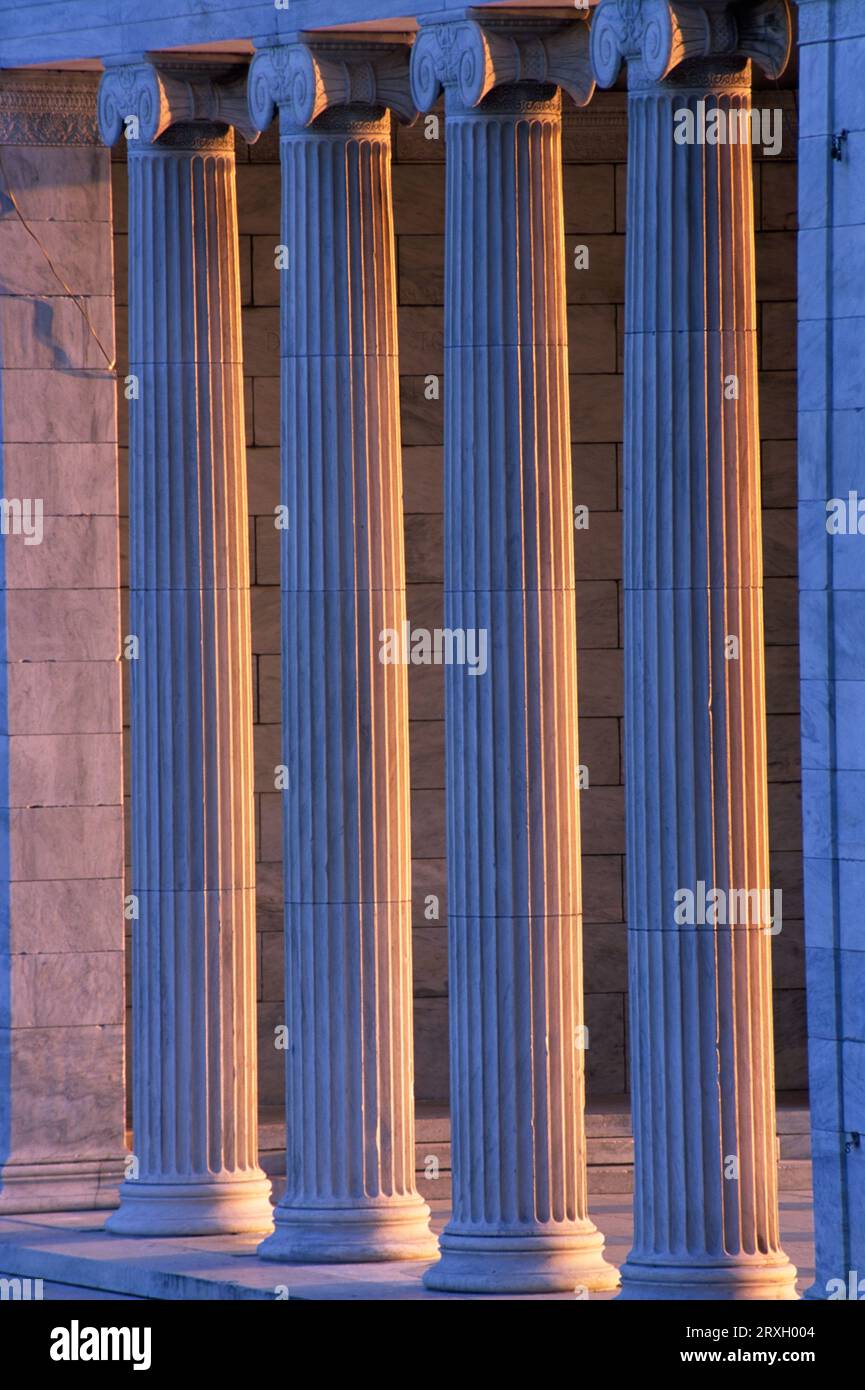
591;0;791;87
248;39;415;133
411;13;594;113
0;71;101;146
97;61;257;147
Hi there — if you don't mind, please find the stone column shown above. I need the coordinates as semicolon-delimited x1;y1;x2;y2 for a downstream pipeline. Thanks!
248;41;436;1263
410;14;617;1294
97;62;272;1235
592;0;797;1299
0;71;126;1213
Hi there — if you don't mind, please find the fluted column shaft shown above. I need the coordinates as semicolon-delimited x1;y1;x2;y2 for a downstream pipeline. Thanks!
412;16;615;1295
99;70;271;1233
592;0;796;1299
249;43;435;1264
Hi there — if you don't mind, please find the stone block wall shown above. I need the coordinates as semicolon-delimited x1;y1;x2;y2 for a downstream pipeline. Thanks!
0;71;126;1208
112;78;804;1111
797;0;865;1288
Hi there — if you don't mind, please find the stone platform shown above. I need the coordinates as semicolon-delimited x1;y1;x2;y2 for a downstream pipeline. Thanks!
0;1193;815;1301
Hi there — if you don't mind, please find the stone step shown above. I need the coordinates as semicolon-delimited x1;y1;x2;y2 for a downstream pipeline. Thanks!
259;1100;812;1197
585;1166;633;1195
776;1097;811;1134
417;1173;451;1201
415;1137;813;1163
413;1134;636;1165
778;1159;812;1190
258;1124;639;1158
415;1108;451;1144
779;1133;811;1159
255;1129;812;1164
416;1159;813;1202
415;1142;450;1167
585;1136;634;1164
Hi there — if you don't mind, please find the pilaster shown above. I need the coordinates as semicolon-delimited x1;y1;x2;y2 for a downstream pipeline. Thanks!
794;0;865;1299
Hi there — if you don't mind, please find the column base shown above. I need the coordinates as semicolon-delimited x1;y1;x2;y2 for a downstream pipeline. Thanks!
105;1172;273;1237
422;1224;619;1294
0;1157;126;1214
617;1255;799;1301
257;1194;437;1263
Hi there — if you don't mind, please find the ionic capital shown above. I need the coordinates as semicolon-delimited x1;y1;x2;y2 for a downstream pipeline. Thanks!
590;0;791;88
411;13;594;114
98;60;258;147
248;40;415;133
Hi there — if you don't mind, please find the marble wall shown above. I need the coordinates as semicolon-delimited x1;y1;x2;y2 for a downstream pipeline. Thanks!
0;71;126;1210
797;0;865;1296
